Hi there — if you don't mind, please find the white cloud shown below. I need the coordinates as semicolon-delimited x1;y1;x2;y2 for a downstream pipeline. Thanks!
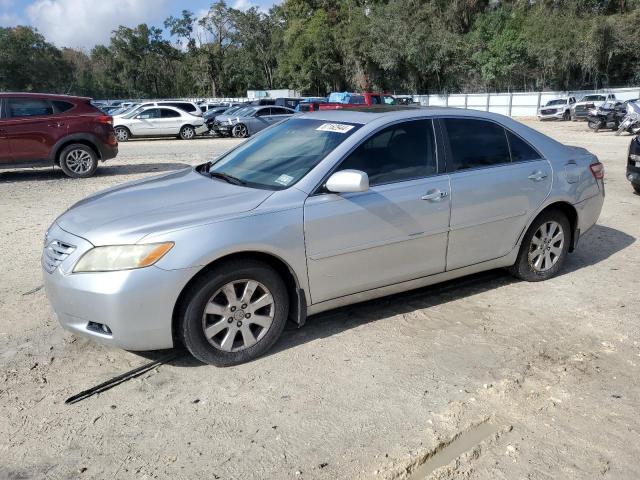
232;0;253;9
0;12;21;26
25;0;172;49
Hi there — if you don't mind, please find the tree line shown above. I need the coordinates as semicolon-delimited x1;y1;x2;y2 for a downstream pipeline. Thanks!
1;0;639;99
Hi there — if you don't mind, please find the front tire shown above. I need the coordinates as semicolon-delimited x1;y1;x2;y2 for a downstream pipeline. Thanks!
509;209;571;282
633;183;640;195
232;123;249;138
114;127;129;142
563;110;570;121
179;259;289;366
179;125;196;140
58;144;98;178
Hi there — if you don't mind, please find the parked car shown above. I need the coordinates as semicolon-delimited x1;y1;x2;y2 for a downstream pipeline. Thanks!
319;92;396;110
537;97;576;120
0;92;117;178
113;106;205;141
204;106;238;134
295;98;327;112
214;105;295;137
627;134;640;194
114;101;202;118
571;93;616;120
43;108;605;365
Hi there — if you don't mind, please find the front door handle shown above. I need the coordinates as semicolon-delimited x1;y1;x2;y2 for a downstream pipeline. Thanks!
528;170;548;182
47;122;65;128
421;189;448;201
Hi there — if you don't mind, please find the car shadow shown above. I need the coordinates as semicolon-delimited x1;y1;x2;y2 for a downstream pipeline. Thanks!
132;224;634;368
0;162;189;182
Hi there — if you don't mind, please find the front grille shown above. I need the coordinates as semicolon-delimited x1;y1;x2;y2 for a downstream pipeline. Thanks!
540;109;558;115
42;240;76;273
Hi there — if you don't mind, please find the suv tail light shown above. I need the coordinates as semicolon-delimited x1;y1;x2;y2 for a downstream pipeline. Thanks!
589;161;605;180
95;115;113;125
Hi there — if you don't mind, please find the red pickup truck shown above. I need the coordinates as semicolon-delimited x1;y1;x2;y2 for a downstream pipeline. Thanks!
319;92;396;110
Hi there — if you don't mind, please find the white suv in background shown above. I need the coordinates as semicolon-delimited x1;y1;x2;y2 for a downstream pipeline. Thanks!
537;97;576;121
113;105;205;141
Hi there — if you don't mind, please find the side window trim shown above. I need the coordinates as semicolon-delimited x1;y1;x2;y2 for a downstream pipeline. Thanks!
311;117;442;196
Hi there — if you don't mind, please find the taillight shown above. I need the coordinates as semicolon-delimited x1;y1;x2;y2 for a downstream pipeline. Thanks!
589;161;605;179
95;115;113;125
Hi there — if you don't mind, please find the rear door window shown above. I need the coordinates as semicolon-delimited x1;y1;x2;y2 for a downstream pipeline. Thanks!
443;118;511;171
160;108;181;118
7;98;54;118
52;101;74;113
506;131;541;162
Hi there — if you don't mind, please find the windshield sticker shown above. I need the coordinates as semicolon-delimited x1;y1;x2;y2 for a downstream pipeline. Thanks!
316;123;355;134
275;174;294;186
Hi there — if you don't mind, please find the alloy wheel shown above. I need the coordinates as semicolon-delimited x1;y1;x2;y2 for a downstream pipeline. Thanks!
201;279;275;352
181;126;195;139
64;149;93;174
115;128;128;142
528;221;564;272
233;124;248;138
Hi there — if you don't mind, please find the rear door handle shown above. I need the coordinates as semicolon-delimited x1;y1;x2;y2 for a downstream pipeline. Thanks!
421;189;448;201
528;170;548;181
47;122;65;128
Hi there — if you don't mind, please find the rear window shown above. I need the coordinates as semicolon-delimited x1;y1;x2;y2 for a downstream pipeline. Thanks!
506;131;541;162
7;98;53;117
52;101;74;113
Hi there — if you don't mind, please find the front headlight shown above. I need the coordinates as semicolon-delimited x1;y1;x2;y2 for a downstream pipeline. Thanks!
73;242;174;273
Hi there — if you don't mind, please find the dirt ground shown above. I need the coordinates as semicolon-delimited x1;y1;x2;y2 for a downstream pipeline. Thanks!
1;120;638;480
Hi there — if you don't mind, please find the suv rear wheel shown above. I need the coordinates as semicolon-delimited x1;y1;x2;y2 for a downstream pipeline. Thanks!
179;259;289;366
58;144;98;178
179;125;196;140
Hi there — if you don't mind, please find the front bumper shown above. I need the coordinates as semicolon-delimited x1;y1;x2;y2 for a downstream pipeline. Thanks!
42;223;200;351
537;110;565;120
627;163;640;184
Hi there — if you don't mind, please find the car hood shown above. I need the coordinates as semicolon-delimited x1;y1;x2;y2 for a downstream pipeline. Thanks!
56;168;274;245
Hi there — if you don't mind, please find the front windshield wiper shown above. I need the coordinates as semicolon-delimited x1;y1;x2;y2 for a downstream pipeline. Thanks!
207;171;247;186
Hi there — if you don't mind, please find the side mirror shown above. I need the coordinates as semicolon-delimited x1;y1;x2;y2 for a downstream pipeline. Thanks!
326;170;369;193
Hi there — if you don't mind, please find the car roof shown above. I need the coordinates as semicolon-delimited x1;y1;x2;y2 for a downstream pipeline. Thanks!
0;92;91;101
297;106;523;125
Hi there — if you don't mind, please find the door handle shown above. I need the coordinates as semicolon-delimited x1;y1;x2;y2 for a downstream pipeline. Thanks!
528;171;548;181
421;189;448;201
47;122;65;128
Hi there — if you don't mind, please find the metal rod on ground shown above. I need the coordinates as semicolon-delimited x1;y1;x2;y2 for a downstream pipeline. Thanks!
65;352;182;405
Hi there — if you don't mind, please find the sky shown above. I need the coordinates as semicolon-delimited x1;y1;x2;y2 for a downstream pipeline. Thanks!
0;0;278;49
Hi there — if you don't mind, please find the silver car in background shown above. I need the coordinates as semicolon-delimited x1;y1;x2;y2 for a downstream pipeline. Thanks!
43;108;605;366
113;106;205;141
214;105;295;137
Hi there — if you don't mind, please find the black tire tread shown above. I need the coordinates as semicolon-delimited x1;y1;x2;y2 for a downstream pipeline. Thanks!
179;259;289;366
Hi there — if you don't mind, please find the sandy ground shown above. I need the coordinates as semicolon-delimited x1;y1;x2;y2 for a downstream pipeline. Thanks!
1;121;638;480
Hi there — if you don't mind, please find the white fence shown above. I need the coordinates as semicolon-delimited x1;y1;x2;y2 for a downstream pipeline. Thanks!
413;87;640;117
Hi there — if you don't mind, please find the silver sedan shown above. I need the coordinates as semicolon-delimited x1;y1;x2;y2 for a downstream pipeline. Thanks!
215;105;295;137
43;108;604;365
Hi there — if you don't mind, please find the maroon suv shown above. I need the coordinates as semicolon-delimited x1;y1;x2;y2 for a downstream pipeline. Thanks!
0;93;118;178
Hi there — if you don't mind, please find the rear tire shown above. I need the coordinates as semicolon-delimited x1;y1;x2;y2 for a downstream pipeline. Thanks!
179;259;289;366
58;144;98;178
180;125;196;140
509;209;571;282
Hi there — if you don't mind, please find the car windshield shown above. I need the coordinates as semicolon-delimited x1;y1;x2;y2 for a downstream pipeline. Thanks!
232;106;256;118
546;99;566;106
581;95;605;102
207;118;361;190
